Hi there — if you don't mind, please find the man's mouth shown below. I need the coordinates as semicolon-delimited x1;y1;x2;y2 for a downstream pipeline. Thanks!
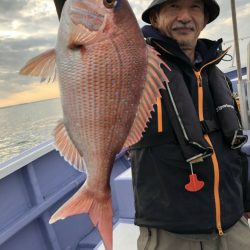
172;27;194;34
172;23;195;33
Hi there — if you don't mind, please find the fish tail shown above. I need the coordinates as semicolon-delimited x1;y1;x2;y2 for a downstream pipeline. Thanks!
49;184;113;250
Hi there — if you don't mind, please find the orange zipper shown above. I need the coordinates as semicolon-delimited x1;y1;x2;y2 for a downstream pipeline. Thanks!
204;134;223;236
194;69;224;236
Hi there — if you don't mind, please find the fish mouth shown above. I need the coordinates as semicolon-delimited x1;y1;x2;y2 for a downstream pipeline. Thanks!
70;1;105;31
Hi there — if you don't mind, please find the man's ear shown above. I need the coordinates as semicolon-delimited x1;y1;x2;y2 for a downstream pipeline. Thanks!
203;13;209;29
149;10;159;28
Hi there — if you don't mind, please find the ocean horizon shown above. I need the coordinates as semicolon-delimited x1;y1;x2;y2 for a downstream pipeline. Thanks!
0;97;59;110
0;98;63;164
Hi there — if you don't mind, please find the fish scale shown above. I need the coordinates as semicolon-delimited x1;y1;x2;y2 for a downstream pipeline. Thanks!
20;0;170;249
62;44;132;180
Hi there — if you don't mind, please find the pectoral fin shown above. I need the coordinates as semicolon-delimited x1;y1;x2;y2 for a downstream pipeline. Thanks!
19;49;56;83
68;13;108;48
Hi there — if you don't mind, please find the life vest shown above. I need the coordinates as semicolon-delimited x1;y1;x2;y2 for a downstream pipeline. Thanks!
131;35;247;163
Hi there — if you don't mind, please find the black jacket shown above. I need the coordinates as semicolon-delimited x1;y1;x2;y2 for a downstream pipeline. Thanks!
130;26;249;235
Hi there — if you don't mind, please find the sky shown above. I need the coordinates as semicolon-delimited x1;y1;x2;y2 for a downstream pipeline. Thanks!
0;0;249;108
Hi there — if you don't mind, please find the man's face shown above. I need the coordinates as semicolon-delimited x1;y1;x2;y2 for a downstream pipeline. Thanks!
153;0;207;51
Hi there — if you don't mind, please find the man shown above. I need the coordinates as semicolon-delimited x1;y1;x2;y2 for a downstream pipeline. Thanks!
129;0;250;249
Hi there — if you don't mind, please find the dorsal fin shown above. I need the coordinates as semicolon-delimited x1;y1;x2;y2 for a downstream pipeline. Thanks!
54;120;87;172
19;49;56;83
124;46;170;148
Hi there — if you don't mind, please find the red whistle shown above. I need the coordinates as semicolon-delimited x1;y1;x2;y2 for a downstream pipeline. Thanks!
185;174;204;192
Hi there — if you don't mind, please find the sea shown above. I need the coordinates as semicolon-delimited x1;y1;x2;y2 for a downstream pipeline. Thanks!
0;98;63;164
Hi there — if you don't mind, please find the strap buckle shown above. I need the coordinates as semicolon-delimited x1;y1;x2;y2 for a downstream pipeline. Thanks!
200;120;219;134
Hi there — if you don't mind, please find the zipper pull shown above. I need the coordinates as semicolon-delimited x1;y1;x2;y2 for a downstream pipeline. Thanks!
194;71;202;87
185;163;205;192
198;75;202;87
217;224;224;236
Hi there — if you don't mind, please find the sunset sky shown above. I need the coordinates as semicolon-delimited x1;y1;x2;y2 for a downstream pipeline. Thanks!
0;0;249;108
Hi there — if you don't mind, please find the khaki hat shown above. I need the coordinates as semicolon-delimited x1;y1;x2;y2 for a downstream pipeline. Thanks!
142;0;220;24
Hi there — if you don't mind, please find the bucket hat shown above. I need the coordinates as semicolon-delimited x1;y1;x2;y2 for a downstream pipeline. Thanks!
142;0;220;24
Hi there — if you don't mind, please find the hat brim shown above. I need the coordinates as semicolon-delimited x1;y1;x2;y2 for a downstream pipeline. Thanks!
142;0;220;24
204;0;220;24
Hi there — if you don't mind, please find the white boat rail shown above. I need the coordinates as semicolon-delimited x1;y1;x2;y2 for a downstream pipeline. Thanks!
0;139;55;180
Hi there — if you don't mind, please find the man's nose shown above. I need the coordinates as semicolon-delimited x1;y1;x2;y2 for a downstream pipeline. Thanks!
176;8;192;23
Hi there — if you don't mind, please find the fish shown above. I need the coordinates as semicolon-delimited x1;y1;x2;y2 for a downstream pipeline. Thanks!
20;0;169;249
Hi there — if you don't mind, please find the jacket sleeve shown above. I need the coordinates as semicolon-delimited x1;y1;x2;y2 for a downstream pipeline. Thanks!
225;75;250;211
224;75;242;124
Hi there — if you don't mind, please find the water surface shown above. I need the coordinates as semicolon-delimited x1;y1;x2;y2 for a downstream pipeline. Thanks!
0;98;62;163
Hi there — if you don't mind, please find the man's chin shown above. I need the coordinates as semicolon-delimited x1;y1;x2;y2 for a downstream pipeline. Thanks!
175;38;196;50
177;41;192;48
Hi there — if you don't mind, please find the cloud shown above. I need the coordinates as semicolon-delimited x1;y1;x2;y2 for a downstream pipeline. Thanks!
0;35;57;99
0;0;58;107
0;0;28;14
128;0;151;25
0;0;250;107
201;1;250;68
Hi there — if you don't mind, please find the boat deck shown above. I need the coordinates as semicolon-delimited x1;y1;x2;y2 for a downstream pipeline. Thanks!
96;222;139;250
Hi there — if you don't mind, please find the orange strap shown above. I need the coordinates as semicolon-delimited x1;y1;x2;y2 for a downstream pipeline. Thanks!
157;97;163;133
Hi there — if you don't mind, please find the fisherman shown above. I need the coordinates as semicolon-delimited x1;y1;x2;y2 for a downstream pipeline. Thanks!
129;0;250;249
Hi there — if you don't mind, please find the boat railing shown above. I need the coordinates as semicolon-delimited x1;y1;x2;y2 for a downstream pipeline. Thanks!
236;40;250;129
0;140;55;180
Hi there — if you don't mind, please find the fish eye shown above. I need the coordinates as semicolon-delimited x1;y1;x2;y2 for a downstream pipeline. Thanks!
103;0;117;9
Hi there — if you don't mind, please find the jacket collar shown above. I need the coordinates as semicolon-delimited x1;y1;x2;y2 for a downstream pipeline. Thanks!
142;25;225;68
